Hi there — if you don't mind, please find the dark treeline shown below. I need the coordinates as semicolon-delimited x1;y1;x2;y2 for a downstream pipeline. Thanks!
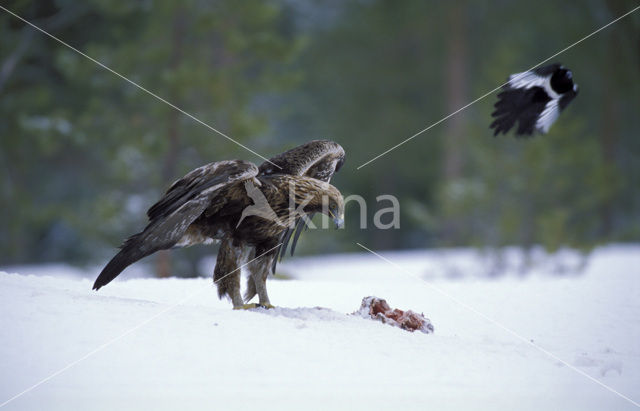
1;0;638;274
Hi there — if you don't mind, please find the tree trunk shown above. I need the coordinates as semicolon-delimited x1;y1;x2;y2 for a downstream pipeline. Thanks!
597;0;628;239
443;4;467;180
441;4;468;244
156;9;186;278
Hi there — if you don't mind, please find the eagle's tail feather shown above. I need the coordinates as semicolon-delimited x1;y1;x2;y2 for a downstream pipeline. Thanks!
93;235;153;290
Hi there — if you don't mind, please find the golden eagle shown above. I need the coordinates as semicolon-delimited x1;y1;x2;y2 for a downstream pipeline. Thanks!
93;140;345;308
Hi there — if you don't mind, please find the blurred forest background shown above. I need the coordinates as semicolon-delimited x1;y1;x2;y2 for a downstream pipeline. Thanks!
1;0;638;277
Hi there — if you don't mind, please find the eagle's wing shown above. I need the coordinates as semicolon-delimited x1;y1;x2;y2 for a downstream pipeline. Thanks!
258;140;345;268
258;139;345;180
93;160;258;290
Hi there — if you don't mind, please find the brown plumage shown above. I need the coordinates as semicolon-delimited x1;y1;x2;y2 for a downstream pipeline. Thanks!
93;140;345;308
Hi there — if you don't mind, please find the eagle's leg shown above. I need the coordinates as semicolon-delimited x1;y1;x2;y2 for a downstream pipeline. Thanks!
253;273;273;308
214;239;244;308
244;249;275;308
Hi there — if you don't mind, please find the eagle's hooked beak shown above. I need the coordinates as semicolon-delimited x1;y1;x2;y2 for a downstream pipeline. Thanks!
328;209;344;229
333;213;344;229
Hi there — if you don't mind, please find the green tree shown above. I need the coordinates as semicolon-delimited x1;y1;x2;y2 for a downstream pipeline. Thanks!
0;0;299;275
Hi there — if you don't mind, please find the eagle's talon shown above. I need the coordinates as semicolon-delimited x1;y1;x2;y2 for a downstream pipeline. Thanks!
234;303;259;310
233;303;275;310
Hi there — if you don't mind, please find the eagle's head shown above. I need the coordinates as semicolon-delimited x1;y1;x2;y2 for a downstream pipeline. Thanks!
281;176;344;229
321;184;345;229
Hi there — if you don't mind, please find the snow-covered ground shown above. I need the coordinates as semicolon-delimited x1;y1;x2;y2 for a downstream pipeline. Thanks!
1;245;639;410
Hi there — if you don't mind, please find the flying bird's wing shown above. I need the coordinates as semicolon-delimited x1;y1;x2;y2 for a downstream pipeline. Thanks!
506;69;548;90
535;99;560;134
490;63;577;136
491;86;551;136
93;160;258;290
258;140;345;268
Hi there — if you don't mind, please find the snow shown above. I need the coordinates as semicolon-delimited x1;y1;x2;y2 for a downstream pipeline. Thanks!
1;245;639;410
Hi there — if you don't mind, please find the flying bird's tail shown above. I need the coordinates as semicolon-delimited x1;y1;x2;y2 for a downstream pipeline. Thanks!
93;234;154;290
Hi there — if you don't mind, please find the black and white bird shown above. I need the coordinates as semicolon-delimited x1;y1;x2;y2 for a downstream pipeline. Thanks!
490;63;578;136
